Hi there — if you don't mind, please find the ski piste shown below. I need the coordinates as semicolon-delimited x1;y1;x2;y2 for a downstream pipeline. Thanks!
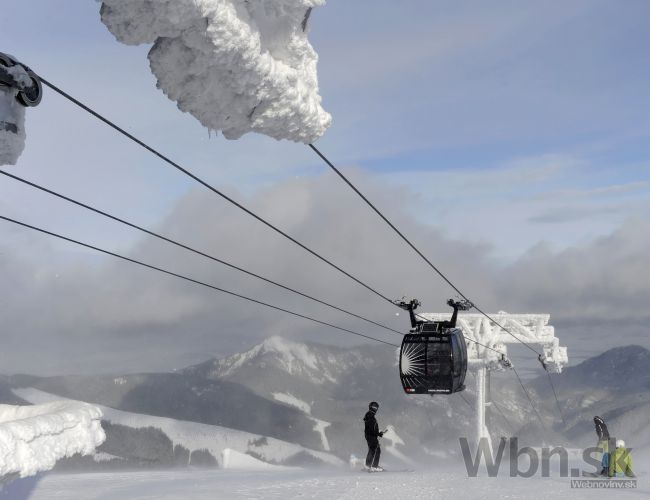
352;467;415;474
360;468;415;474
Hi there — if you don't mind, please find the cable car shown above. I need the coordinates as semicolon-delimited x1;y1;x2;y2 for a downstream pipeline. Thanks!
395;298;471;395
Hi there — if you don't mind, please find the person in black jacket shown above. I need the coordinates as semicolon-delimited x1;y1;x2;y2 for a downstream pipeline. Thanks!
364;401;384;470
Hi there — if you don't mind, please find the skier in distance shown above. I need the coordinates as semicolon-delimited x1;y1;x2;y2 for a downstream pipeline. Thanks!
364;401;384;471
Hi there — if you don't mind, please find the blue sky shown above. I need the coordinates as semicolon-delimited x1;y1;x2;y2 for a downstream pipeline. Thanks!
2;0;648;257
0;0;649;374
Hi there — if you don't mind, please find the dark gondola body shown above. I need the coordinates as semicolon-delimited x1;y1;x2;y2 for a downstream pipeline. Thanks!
399;325;467;394
396;298;470;395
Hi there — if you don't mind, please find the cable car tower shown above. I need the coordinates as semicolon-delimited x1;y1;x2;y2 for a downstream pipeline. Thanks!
418;309;568;449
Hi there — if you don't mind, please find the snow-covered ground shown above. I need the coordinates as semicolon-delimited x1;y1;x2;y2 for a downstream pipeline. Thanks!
1;389;647;498
3;461;646;500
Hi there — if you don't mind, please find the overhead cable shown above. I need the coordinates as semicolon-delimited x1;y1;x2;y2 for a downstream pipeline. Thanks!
38;77;395;307
0;215;399;348
308;143;542;357
0;169;404;336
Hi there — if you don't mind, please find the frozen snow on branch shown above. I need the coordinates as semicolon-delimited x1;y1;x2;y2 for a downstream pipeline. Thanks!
100;0;331;143
0;401;105;478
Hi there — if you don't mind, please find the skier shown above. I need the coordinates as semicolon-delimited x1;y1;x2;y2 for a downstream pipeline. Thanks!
363;401;384;471
594;416;610;475
608;439;634;478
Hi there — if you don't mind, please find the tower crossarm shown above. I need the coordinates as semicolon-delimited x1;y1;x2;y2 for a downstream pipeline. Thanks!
418;312;568;373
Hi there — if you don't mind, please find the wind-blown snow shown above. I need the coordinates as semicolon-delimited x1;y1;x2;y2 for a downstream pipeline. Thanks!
99;0;331;143
14;388;343;467
221;448;297;470
381;425;414;465
20;457;650;500
216;336;337;384
0;400;105;478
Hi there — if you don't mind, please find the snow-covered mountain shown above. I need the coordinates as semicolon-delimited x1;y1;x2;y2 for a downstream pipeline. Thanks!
7;371;324;451
182;336;520;460
529;345;650;448
185;338;650;456
14;387;343;470
186;336;349;385
3;339;648;471
182;336;396;411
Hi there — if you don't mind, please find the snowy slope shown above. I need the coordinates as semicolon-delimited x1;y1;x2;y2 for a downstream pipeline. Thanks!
530;345;650;446
221;448;299;471
18;460;650;500
271;391;331;451
12;370;325;451
14;388;343;468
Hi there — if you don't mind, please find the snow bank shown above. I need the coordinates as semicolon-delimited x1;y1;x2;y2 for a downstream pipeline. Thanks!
0;400;105;478
99;0;331;143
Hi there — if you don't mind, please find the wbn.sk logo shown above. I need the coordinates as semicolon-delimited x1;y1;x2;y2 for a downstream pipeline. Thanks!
459;437;634;481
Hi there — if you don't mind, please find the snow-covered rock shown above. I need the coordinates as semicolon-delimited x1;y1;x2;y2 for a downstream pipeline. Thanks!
99;0;331;143
0;400;105;478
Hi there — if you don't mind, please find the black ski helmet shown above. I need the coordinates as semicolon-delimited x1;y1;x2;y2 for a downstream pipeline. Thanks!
369;401;379;412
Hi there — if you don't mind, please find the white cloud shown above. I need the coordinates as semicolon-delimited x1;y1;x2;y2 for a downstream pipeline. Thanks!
1;171;648;375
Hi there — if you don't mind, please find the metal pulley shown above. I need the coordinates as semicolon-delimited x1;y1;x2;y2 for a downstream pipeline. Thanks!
0;52;43;107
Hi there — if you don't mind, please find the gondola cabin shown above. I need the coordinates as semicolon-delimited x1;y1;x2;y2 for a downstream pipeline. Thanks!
395;298;471;395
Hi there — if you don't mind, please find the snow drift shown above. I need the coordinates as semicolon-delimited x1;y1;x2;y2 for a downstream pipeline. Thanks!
99;0;331;143
0;400;105;478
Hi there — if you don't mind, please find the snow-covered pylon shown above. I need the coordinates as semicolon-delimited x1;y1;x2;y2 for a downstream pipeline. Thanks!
99;0;332;144
420;312;568;373
0;400;105;480
0;52;43;166
420;311;568;450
